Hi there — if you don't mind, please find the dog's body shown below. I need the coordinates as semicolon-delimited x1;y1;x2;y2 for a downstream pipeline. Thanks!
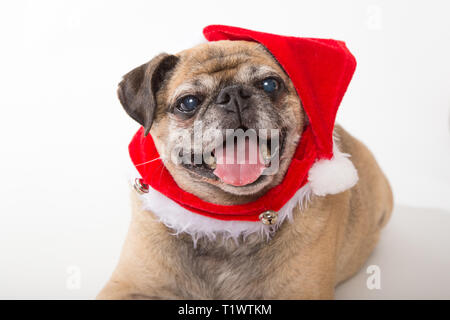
97;40;393;299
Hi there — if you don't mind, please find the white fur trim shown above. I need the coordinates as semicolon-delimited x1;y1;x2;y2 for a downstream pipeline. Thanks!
131;165;312;244
130;140;357;243
307;142;358;196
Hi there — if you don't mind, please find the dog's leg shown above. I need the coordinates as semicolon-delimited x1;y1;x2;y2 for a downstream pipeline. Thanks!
261;191;351;300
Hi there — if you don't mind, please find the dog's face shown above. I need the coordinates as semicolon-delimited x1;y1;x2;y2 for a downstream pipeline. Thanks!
119;41;305;204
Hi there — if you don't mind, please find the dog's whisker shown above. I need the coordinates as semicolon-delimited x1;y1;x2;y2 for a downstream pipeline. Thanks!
135;157;161;167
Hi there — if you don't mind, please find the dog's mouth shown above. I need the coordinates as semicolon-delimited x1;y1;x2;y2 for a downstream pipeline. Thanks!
180;130;285;187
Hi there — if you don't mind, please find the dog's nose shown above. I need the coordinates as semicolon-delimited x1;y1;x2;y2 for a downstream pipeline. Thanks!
216;85;252;113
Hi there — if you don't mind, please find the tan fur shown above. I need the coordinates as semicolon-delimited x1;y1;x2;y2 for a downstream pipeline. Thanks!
153;41;304;202
98;41;393;299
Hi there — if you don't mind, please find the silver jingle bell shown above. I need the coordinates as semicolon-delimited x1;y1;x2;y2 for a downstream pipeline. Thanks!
134;178;149;194
259;210;278;225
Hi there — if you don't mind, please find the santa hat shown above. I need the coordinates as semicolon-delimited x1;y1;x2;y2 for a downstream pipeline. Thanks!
129;25;358;223
204;25;356;163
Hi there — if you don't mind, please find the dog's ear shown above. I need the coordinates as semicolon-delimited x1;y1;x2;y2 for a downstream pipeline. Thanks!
118;53;179;135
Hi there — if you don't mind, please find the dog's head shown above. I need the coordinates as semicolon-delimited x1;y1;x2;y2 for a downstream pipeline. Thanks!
119;41;305;205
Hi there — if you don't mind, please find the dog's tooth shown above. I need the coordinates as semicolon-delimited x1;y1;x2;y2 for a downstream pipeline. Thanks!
203;153;216;169
260;143;271;163
209;155;217;169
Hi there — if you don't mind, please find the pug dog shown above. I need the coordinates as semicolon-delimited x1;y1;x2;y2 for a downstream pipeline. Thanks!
97;40;393;299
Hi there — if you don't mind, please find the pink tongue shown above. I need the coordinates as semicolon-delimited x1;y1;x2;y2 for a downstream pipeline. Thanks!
213;138;266;186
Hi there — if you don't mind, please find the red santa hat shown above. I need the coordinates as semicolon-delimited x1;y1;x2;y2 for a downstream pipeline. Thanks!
204;25;356;161
129;25;358;222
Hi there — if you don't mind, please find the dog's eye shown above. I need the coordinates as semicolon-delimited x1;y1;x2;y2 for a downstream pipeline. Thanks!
261;78;279;93
177;95;200;113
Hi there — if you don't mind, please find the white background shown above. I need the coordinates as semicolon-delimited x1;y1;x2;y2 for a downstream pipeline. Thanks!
0;0;449;299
